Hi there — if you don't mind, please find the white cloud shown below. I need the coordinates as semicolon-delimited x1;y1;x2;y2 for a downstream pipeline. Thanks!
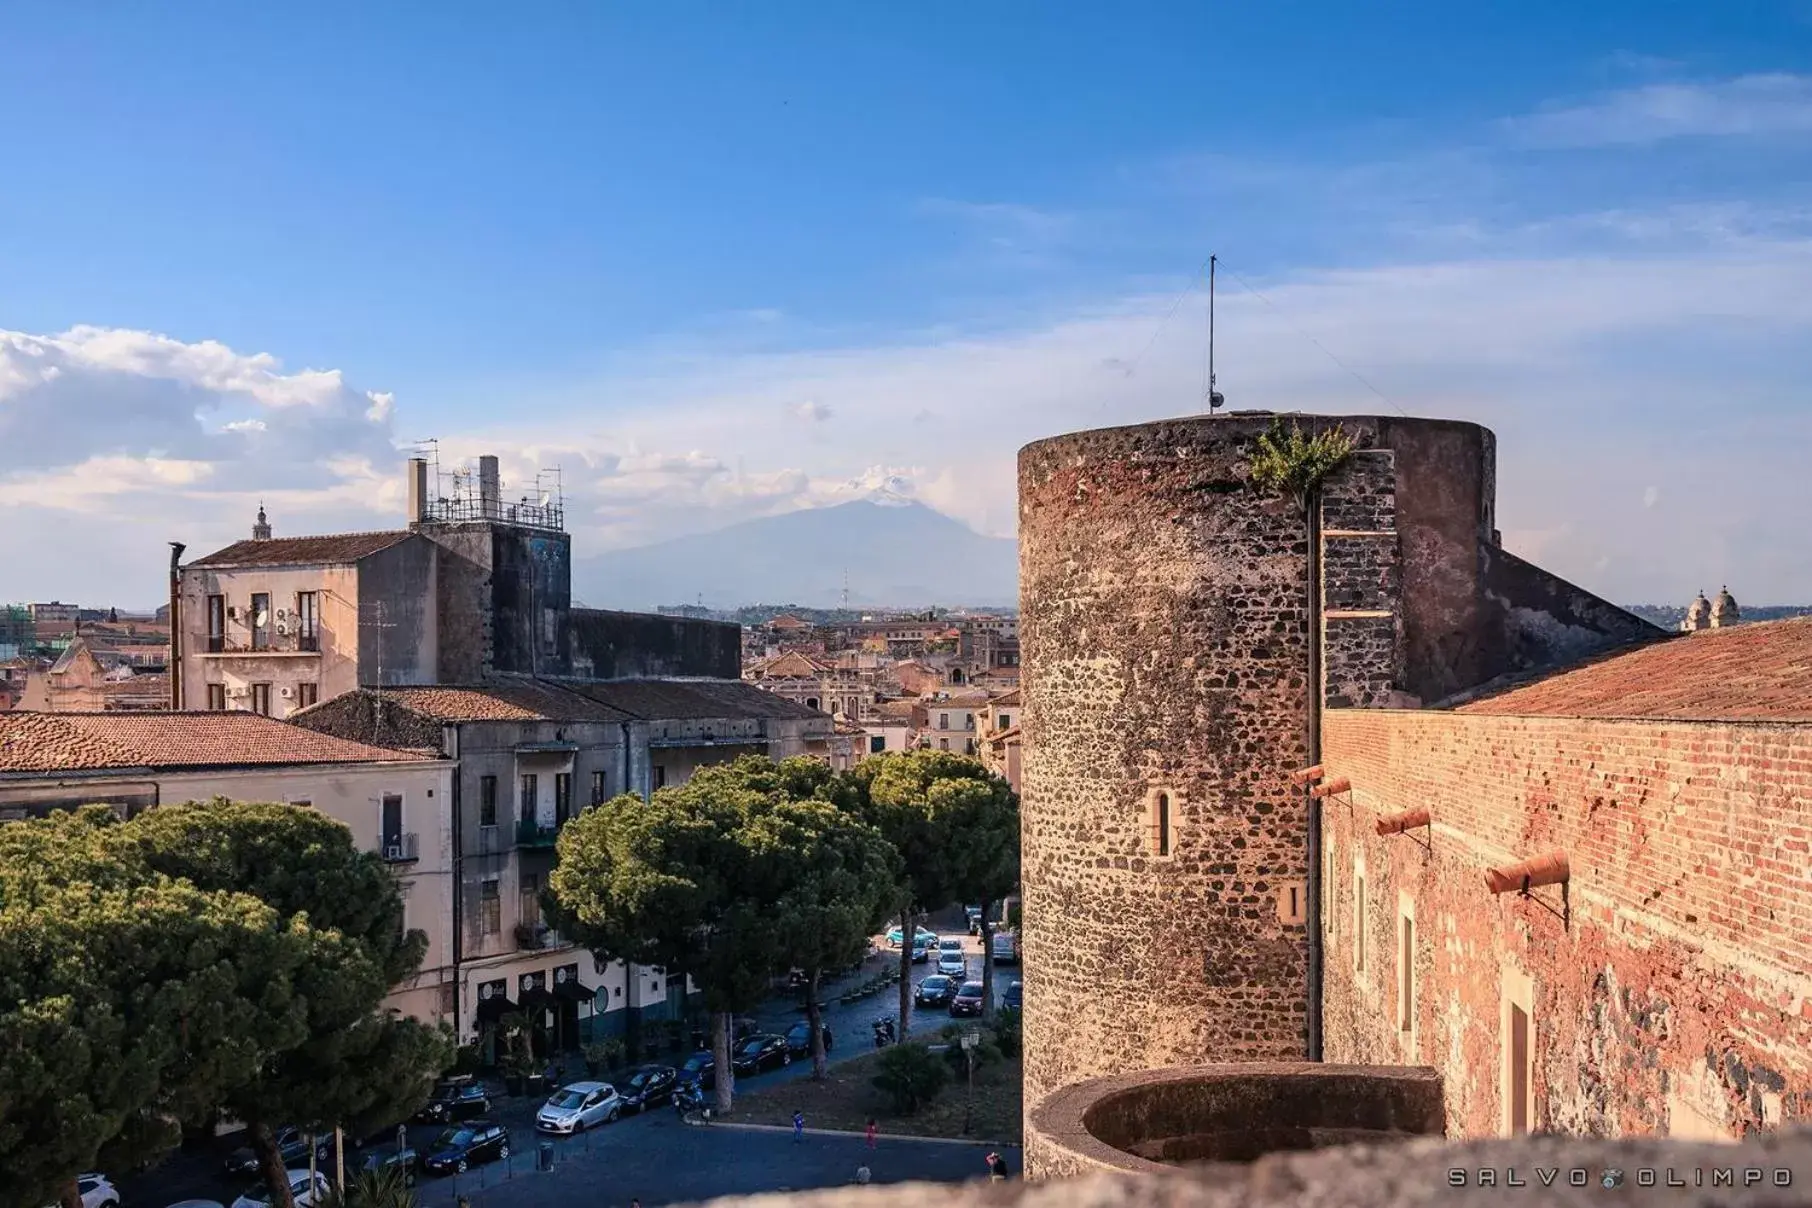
790;400;833;422
1507;73;1812;147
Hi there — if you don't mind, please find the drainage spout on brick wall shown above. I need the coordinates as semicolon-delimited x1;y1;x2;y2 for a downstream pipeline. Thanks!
1484;851;1570;894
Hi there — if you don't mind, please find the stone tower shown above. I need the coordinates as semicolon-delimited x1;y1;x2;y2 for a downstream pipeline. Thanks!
251;503;272;541
1684;590;1712;631
1711;586;1739;628
1016;413;1660;1164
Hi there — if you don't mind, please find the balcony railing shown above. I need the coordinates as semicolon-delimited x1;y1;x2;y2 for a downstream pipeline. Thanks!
516;818;559;849
514;922;550;950
381;832;420;864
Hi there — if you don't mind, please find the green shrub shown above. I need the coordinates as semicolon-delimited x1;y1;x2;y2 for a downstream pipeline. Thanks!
449;1044;482;1076
318;1166;416;1208
1248;417;1354;506
992;1009;1022;1059
870;1043;950;1114
585;1037;625;1073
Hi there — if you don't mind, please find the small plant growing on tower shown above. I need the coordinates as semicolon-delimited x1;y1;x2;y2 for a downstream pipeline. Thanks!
1248;416;1355;508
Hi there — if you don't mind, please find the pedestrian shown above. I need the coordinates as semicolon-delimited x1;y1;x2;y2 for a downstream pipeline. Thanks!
865;1118;877;1149
793;1110;805;1142
986;1151;1007;1182
823;1023;834;1053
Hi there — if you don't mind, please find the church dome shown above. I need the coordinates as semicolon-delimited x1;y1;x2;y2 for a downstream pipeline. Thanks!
1711;586;1739;627
1684;591;1711;631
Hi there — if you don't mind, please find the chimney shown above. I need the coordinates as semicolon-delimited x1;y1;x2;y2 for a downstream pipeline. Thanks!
168;542;185;710
478;455;501;519
407;457;429;526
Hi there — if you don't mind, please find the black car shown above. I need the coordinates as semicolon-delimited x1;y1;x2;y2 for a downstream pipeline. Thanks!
618;1064;678;1113
1001;980;1023;1011
223;1126;329;1176
416;1077;490;1123
421;1123;510;1176
784;1020;832;1057
731;1033;791;1075
358;1146;418;1186
914;975;957;1008
677;1051;716;1090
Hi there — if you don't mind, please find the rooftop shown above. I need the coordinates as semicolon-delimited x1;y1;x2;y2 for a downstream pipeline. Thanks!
748;652;833;679
369;682;634;723
186;530;415;569
0;711;434;774
1455;616;1812;722
346;677;824;725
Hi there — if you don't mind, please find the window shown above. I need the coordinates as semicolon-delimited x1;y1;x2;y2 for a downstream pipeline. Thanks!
206;594;226;652
1502;967;1535;1136
479;775;498;827
652;764;667;791
590;770;606;805
206;683;226;711
1155;792;1171;856
542;607;558;654
870;735;886;754
250;682;272;716
806;697;820;711
1507;1004;1531;1133
250;592;271;650
1398;894;1417;1057
519;773;538;819
520;873;542;929
939;713;950;729
296;682;319;708
382;794;403;853
938;738;949;750
998;713;1011;730
479;879;501;935
1354;863;1368;974
296;591;319;652
1325;836;1338;941
555;772;572;824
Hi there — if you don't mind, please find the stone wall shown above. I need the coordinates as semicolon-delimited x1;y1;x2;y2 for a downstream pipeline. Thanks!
1319;708;1812;1140
570;608;742;679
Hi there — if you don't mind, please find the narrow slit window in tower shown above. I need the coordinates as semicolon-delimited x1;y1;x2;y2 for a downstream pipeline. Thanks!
1156;792;1171;856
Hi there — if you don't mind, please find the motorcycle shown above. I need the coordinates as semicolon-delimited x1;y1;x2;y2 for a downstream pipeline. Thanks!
871;1016;896;1048
674;1081;709;1118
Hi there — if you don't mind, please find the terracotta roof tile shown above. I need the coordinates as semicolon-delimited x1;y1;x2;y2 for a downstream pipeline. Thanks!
1456;618;1812;722
560;678;822;721
374;682;633;723
874;700;916;720
0;710;432;773
187;531;415;568
751;652;831;678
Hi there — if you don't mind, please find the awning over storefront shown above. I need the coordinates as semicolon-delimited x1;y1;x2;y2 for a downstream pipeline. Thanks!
474;994;517;1024
554;978;594;1004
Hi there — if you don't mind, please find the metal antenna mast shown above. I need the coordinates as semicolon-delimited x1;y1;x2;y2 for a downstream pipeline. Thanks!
1207;254;1225;412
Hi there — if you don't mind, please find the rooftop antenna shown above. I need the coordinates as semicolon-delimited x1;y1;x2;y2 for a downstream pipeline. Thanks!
841;569;850;612
1207;254;1225;412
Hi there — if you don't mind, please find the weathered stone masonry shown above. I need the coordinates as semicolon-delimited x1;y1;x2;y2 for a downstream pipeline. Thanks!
1320;708;1812;1140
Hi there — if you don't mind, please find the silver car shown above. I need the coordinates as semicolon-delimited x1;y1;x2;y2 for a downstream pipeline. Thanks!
535;1081;623;1134
936;950;967;978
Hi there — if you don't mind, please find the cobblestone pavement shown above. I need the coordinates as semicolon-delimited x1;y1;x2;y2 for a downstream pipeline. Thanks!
119;925;1021;1207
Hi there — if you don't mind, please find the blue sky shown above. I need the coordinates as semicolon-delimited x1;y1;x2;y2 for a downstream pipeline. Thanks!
2;2;1811;604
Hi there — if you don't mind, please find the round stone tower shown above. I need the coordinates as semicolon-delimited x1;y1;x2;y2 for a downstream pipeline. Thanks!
1017;412;1500;1164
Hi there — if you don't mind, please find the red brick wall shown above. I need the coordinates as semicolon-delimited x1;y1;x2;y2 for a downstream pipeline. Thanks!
1321;708;1812;1139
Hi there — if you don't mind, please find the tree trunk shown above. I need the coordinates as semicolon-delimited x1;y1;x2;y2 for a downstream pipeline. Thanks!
57;1175;82;1208
250;1119;295;1208
978;896;995;1021
896;898;913;1038
712;1009;735;1115
806;967;827;1080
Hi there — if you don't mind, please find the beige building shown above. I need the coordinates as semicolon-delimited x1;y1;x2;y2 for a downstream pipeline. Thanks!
0;710;456;1025
913;689;990;755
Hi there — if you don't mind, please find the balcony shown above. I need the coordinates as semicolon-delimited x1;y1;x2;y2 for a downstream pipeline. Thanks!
516;818;560;849
381;832;420;864
514;922;550;950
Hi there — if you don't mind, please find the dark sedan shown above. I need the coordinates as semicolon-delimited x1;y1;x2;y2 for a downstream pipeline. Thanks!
415;1077;489;1123
677;1051;716;1090
618;1064;678;1113
731;1033;792;1075
358;1146;418;1186
223;1126;328;1176
1001;980;1023;1011
915;975;958;1008
784;1019;832;1056
949;981;985;1018
421;1123;510;1176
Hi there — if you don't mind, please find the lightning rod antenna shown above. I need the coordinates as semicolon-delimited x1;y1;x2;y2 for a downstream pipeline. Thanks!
1207;254;1225;412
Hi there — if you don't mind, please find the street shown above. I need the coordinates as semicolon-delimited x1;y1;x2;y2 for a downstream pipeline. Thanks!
117;922;1021;1207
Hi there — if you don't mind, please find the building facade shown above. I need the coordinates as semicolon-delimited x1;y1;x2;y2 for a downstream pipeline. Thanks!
0;711;456;1026
1016;412;1664;1168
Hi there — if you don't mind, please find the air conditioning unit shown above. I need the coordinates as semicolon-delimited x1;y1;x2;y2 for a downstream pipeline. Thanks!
279;686;294;699
226;605;240;621
226;684;250;698
384;844;404;861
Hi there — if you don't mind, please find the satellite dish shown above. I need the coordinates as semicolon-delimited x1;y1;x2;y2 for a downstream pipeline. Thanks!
556;967;569;983
480;984;494;1000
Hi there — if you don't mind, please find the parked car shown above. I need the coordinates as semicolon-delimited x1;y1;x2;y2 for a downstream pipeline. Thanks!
223;1127;330;1176
421;1123;511;1175
938;936;965;957
991;931;1020;965
166;1201;225;1208
936;950;968;978
415;1075;490;1123
915;975;957;1008
536;1081;622;1133
357;1146;418;1185
677;1050;716;1090
911;938;932;964
784;1020;832;1056
950;981;985;1017
229;1170;329;1208
965;905;983;934
731;1033;792;1075
618;1064;679;1113
1001;980;1023;1011
885;924;938;949
60;1175;119;1208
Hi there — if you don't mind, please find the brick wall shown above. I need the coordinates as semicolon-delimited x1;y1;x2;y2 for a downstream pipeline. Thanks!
1320;708;1812;1140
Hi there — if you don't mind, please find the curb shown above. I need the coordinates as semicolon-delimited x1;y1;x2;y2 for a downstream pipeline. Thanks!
699;1120;1021;1149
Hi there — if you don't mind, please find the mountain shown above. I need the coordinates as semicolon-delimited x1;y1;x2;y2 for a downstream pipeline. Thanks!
573;501;1018;611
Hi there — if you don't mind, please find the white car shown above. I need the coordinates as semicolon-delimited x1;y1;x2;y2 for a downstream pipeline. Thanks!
230;1170;328;1208
535;1080;623;1134
936;950;967;978
43;1175;120;1208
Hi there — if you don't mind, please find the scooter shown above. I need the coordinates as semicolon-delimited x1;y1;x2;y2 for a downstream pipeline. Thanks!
871;1016;896;1048
674;1081;709;1118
